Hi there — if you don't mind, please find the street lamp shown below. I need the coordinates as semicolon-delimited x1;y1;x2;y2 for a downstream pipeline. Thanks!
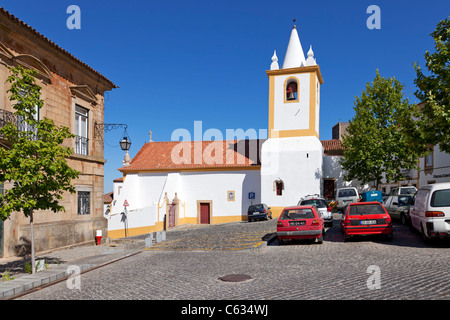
120;136;132;167
93;122;132;166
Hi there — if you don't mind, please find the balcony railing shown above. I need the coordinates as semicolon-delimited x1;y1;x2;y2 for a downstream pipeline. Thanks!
0;109;37;140
75;135;89;156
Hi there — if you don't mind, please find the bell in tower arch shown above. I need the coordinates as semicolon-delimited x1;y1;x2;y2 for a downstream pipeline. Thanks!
286;81;298;101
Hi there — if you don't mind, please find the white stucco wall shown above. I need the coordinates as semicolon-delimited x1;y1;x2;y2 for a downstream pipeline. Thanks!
261;136;323;208
107;169;262;236
322;155;370;195
273;73;310;131
178;170;261;220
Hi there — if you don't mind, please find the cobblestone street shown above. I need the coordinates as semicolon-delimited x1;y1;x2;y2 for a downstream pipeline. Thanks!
17;215;450;301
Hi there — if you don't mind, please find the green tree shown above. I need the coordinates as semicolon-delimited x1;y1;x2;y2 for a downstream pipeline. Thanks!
340;70;421;189
412;16;450;153
0;66;79;273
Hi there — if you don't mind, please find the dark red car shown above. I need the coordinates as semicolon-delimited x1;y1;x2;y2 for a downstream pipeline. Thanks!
277;205;325;244
340;202;393;241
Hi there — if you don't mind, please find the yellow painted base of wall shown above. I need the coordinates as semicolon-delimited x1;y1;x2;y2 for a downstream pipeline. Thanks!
107;215;248;239
108;222;165;239
269;207;286;218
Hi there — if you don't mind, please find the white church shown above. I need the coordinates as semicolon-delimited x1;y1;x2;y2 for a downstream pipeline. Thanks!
106;25;360;239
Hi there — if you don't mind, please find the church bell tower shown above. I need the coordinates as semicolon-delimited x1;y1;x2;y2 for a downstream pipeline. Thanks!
261;23;324;217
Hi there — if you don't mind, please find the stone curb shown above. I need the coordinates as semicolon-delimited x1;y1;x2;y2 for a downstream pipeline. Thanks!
0;250;141;300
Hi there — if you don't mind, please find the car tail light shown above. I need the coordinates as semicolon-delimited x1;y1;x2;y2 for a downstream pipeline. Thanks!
384;216;391;223
263;209;266;213
425;211;445;217
327;206;331;212
277;221;284;227
311;219;320;226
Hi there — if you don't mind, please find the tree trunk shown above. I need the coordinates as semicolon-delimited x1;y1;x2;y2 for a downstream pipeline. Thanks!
29;209;35;274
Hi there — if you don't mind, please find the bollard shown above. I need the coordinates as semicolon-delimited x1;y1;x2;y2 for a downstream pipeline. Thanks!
156;231;162;243
145;233;153;248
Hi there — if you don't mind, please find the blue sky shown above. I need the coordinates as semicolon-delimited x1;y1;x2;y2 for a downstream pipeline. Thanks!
1;0;449;192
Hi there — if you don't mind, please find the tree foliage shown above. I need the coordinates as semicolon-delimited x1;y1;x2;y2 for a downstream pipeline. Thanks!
411;16;450;153
0;65;79;221
340;70;421;188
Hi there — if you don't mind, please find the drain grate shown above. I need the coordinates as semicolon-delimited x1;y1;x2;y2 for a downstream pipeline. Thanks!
218;274;252;282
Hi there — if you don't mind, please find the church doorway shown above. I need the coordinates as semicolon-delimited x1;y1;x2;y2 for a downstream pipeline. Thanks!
323;178;336;200
198;201;212;224
168;203;176;228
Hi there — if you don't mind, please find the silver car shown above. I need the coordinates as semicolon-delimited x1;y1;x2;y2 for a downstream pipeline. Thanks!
298;195;333;227
336;187;359;211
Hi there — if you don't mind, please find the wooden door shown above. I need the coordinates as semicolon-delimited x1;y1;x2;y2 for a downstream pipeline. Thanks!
323;179;336;200
168;203;176;228
200;203;210;224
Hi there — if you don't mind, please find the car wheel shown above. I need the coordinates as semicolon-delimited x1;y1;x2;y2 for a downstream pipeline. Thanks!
317;230;324;244
421;226;433;245
400;213;408;226
343;234;351;242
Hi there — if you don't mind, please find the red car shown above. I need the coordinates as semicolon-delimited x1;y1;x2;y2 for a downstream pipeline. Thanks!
340;202;393;241
277;206;325;244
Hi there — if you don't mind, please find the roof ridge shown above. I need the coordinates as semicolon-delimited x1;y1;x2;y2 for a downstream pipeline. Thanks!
0;6;117;88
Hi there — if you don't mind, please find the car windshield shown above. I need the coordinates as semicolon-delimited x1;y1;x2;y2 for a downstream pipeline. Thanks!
400;187;416;195
281;209;315;220
348;203;385;215
398;196;413;206
431;189;450;207
249;204;264;211
301;199;327;208
338;189;357;197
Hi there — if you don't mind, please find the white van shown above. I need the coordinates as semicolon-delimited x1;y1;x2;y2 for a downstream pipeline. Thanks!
409;182;450;243
336;187;359;212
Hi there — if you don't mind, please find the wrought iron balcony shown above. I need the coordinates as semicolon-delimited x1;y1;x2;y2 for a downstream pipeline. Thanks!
75;135;89;156
0;109;37;140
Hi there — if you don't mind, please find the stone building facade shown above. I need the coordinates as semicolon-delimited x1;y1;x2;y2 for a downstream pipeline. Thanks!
0;8;116;258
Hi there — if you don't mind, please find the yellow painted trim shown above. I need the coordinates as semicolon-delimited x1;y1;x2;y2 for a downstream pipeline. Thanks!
108;222;165;239
212;215;246;224
309;72;318;138
266;65;324;84
268;75;275;138
267;66;321;139
267;206;286;218
283;76;299;104
120;166;261;174
271;129;319;139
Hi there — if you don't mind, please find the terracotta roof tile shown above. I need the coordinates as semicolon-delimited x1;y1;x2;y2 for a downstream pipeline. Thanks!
119;140;264;172
321;139;344;156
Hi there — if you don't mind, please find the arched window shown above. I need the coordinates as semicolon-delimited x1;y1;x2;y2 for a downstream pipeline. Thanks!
285;78;298;102
273;179;284;196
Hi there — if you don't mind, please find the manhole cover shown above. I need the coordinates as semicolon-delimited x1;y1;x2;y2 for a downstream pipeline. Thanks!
218;274;252;282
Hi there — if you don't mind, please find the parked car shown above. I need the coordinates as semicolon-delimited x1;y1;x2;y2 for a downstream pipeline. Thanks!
384;194;414;225
388;186;417;196
409;182;450;243
336;187;359;211
277;206;325;244
247;203;272;222
340;202;393;241
298;195;333;227
361;190;383;203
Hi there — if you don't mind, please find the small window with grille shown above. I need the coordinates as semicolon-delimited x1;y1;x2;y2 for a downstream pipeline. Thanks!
77;191;91;215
